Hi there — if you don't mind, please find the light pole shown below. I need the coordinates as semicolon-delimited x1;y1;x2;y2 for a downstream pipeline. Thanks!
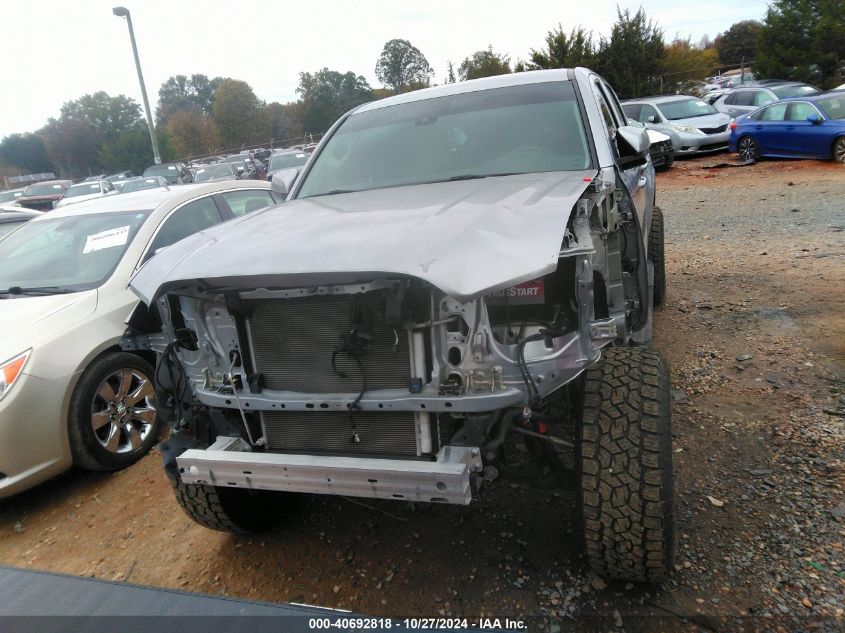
112;6;161;165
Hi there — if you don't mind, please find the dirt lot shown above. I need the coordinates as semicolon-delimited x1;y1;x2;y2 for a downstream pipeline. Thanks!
1;155;843;631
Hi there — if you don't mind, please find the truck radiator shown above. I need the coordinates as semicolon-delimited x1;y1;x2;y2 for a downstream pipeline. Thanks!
246;294;412;393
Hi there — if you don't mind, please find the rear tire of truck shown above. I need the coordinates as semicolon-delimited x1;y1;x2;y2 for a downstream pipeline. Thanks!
171;478;291;534
578;346;676;582
649;206;666;307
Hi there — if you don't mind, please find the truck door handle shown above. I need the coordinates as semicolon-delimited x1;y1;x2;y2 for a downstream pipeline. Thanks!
637;176;648;187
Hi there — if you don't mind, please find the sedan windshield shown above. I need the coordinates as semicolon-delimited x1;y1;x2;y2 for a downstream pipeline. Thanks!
0;190;22;203
297;81;591;198
23;183;65;196
225;154;250;163
658;98;717;120
818;95;845;120
194;164;234;181
269;152;308;171
120;178;166;193
0;210;150;294
772;85;817;99
64;183;102;198
143;165;178;177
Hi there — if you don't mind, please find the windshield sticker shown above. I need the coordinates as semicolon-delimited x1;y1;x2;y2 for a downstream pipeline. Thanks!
83;225;130;254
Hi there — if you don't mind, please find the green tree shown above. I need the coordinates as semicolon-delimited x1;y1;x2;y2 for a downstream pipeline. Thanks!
662;37;720;91
445;61;456;84
0;133;53;173
715;20;762;65
59;92;142;141
296;69;374;134
98;125;156;174
212;79;269;149
458;46;511;80
39;118;104;178
165;111;221;157
266;102;304;144
594;8;665;98
156;74;223;123
528;25;594;69
756;0;844;88
375;39;433;93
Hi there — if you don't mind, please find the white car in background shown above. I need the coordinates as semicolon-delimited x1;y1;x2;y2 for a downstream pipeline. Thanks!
55;180;117;208
0;180;278;498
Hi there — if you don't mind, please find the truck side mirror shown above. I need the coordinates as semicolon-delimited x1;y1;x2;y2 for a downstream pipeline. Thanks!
270;168;300;197
616;125;650;169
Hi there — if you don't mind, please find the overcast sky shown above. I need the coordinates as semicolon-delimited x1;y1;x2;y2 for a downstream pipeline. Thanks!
0;0;770;138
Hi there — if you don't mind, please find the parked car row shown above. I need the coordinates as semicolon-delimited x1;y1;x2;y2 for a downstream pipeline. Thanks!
621;80;844;165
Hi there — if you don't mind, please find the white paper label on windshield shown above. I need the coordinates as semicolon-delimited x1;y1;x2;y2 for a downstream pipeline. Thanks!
83;225;130;254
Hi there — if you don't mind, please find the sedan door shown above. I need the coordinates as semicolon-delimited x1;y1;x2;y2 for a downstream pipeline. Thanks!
754;103;789;155
782;102;831;157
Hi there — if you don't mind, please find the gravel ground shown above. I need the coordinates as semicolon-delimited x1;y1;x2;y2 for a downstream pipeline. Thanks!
0;156;842;632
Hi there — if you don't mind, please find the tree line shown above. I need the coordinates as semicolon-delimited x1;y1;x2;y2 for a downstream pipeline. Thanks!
1;0;841;181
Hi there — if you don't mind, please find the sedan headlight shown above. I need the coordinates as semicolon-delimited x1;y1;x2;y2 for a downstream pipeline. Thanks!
671;124;701;135
0;350;30;402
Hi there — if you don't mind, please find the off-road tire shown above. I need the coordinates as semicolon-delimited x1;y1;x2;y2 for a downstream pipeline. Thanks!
649;207;666;307
172;478;291;534
579;346;676;582
68;352;161;471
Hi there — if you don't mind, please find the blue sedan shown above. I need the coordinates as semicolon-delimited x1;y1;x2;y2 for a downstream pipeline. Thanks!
729;91;845;163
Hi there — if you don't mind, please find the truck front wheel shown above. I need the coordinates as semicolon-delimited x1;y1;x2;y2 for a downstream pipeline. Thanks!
172;478;292;534
579;345;676;582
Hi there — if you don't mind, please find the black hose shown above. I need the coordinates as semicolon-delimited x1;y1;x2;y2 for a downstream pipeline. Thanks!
516;327;567;407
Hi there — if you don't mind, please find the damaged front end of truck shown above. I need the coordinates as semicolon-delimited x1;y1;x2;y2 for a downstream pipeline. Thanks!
121;164;649;507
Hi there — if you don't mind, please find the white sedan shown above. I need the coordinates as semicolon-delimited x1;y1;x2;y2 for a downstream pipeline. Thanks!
55;180;117;208
0;180;279;497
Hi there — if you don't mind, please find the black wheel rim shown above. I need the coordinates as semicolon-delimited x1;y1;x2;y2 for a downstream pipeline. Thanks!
835;139;845;163
739;138;757;161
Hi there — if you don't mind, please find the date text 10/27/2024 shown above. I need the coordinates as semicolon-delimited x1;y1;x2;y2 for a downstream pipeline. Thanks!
308;618;528;630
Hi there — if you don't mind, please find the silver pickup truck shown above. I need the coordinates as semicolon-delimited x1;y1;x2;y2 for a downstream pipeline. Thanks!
123;67;675;582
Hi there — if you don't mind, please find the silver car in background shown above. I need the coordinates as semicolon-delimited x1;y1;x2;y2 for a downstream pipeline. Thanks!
266;149;310;182
712;81;819;118
0;181;277;498
623;95;732;155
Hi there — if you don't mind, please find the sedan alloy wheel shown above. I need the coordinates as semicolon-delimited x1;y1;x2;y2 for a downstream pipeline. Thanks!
738;136;758;161
834;137;845;164
90;369;156;454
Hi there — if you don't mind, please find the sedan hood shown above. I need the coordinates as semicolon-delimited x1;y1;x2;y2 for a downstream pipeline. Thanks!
130;171;596;303
671;112;731;130
0;291;97;367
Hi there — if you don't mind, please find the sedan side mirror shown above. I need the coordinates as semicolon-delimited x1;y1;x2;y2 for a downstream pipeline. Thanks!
646;115;656;123
616;125;650;169
807;113;823;124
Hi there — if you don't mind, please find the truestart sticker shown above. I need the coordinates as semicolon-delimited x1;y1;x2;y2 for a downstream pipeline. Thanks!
83;225;130;254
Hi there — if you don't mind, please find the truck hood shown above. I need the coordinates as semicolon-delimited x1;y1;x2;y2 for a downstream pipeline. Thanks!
0;290;97;367
130;170;596;304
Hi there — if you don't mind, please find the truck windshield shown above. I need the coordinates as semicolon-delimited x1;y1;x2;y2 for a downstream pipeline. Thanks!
297;81;591;198
0;210;150;294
